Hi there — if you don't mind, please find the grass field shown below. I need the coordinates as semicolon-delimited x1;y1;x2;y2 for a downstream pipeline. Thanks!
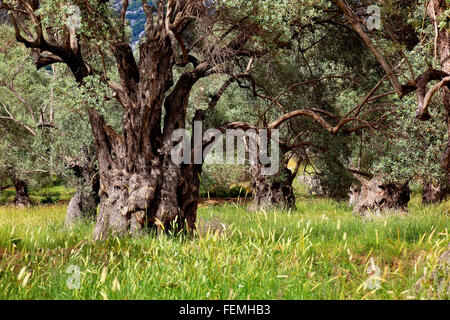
0;187;448;300
0;186;74;205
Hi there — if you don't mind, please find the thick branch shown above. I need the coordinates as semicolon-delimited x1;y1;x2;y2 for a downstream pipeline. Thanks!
332;0;404;97
418;76;450;120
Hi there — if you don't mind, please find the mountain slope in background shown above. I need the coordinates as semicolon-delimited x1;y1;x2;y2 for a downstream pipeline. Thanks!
113;0;150;49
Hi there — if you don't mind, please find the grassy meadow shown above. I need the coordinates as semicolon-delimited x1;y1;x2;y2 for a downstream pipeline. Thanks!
0;183;449;300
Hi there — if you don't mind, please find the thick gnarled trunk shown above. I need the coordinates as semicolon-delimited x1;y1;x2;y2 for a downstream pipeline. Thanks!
350;176;410;215
422;182;448;204
8;169;30;207
12;176;30;207
249;163;296;210
89;42;205;240
92;157;202;239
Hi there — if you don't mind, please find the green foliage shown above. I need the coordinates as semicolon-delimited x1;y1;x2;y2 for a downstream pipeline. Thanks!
313;134;355;199
48;72;121;181
354;35;449;185
200;163;251;198
371;95;448;183
0;23;121;192
0;25;53;188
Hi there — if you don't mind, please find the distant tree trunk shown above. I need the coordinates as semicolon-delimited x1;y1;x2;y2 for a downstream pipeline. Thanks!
65;148;100;225
249;153;297;210
422;182;449;204
9;170;30;207
350;175;410;215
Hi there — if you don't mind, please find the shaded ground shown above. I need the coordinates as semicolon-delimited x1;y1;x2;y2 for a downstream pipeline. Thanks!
1;186;251;206
0;186;74;205
199;197;251;207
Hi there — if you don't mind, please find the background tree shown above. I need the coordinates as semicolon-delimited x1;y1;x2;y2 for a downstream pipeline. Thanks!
0;22;103;217
223;2;396;205
332;0;450;184
48;66;122;224
0;23;52;206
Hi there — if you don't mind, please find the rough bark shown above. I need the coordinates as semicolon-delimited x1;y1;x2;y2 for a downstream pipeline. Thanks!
350;176;410;215
10;172;30;207
90;91;205;240
65;149;100;226
422;182;449;205
249;163;296;211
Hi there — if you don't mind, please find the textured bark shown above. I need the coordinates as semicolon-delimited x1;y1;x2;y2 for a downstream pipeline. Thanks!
92;158;202;239
90;80;205;240
84;28;217;239
250;164;296;210
422;182;449;205
65;150;100;226
350;176;410;215
10;174;30;207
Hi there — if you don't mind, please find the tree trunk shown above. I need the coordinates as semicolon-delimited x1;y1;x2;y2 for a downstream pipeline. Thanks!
350;175;410;215
428;1;450;184
249;161;296;210
92;150;202;240
65;148;100;225
422;182;448;205
9;172;30;207
89;57;206;240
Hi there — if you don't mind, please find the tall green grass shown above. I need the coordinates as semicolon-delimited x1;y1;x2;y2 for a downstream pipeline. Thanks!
0;193;448;300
